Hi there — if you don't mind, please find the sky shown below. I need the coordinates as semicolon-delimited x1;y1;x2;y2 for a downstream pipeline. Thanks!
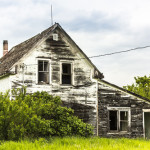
0;0;150;87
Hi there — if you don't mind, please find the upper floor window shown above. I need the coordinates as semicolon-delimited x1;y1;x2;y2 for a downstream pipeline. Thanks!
38;60;49;84
62;63;72;84
108;107;130;132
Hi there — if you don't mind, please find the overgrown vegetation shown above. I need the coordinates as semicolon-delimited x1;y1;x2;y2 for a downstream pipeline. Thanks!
0;137;150;150
0;88;93;140
124;75;150;99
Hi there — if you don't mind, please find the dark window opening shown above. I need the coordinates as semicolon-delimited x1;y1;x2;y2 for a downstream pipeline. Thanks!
38;60;49;84
15;65;18;74
62;63;71;84
109;110;118;131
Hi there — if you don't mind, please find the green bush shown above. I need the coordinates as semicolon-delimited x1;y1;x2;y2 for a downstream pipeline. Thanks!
0;89;93;140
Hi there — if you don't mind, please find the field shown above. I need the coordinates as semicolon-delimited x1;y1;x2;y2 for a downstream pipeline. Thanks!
0;137;150;150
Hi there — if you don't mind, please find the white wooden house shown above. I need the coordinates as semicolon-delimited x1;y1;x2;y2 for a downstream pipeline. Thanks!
0;23;150;138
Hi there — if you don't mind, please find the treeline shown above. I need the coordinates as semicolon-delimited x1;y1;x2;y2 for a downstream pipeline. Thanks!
124;75;150;99
0;88;93;140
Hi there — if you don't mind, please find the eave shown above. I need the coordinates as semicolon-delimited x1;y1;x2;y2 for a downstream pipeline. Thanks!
0;71;15;79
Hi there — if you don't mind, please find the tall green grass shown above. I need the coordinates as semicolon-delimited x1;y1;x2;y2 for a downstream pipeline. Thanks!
0;137;150;150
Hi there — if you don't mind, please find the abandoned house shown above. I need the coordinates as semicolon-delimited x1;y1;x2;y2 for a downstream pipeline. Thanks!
0;23;150;138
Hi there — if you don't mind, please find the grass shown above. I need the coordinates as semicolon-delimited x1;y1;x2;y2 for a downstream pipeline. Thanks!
0;137;150;150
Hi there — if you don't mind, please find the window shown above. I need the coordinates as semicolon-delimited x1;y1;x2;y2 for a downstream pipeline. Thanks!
38;60;49;84
15;65;18;74
109;110;118;130
61;63;72;84
108;107;130;132
120;111;128;131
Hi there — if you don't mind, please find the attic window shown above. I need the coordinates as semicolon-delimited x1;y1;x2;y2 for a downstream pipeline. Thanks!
62;63;72;84
38;60;49;84
53;34;58;41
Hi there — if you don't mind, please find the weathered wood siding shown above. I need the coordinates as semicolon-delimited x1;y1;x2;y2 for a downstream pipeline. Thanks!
0;76;11;93
98;81;150;138
9;29;97;129
62;101;95;125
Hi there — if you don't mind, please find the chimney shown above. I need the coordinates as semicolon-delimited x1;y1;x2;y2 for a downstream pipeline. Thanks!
3;40;8;56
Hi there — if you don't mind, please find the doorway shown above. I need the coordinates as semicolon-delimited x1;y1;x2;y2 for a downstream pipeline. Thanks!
144;112;150;139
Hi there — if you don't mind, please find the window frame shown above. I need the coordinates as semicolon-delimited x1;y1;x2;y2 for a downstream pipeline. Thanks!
60;61;74;85
107;107;131;133
36;59;51;85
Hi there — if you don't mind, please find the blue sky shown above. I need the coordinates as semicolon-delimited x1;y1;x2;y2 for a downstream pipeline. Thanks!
0;0;150;86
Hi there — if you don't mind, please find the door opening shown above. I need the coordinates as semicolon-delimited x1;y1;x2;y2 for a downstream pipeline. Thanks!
144;112;150;139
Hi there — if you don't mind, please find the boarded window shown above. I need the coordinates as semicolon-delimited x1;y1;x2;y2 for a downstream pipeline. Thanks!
38;60;49;84
108;108;130;132
62;63;71;84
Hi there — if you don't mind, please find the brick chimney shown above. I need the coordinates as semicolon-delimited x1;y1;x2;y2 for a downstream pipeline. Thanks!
3;40;8;56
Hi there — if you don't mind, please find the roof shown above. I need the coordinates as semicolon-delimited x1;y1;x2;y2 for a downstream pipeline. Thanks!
0;23;104;79
0;23;57;76
99;79;150;103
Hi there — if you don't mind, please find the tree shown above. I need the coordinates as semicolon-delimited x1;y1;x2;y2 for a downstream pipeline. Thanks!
0;89;93;140
123;75;150;99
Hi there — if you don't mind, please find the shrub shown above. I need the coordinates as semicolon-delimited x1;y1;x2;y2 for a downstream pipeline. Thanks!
0;89;93;140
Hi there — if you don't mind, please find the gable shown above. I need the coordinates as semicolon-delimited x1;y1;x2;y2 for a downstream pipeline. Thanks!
9;26;100;87
0;23;104;79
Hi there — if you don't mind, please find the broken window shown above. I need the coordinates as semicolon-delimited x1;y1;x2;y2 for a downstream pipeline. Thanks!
38;60;49;84
108;108;130;132
109;110;118;131
62;63;72;84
